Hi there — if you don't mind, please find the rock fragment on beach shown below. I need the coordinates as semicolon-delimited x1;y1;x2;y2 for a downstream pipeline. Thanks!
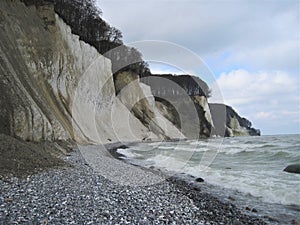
291;219;300;225
195;177;204;182
251;208;258;213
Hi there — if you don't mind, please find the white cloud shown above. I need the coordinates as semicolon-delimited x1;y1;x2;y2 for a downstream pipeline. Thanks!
210;69;300;134
255;111;277;119
228;40;300;71
211;69;298;102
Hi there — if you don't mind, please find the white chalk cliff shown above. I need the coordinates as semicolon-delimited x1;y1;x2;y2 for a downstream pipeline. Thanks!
0;0;260;148
0;0;184;144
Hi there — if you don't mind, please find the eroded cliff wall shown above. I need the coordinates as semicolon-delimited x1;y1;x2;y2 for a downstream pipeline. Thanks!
143;74;215;138
0;0;184;144
144;74;260;138
209;103;260;137
0;1;71;141
0;0;259;146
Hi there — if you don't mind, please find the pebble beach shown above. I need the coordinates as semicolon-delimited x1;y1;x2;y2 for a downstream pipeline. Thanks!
0;144;269;225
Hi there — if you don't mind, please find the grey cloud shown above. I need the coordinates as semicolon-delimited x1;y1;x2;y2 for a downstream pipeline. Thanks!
97;0;299;72
97;0;299;70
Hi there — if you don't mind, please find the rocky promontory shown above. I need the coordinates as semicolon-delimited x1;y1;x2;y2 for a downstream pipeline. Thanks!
142;74;260;138
209;103;261;137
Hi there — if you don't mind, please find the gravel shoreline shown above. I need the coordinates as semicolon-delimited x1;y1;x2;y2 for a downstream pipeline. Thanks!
0;144;267;224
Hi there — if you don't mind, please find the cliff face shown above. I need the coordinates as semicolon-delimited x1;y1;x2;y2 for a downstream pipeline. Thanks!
0;0;259;147
0;0;184;144
209;103;260;137
0;1;70;141
143;74;214;138
143;74;260;138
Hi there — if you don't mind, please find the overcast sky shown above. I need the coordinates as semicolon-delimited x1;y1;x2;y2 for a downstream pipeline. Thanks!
97;0;300;135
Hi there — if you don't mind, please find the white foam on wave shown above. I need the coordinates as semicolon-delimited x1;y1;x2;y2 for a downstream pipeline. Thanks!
186;165;300;206
147;142;163;146
189;142;255;155
158;146;174;150
145;154;188;171
189;141;210;146
117;148;141;159
175;146;210;152
119;135;300;207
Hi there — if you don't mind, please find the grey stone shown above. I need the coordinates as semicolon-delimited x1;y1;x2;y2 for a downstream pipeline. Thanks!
284;164;300;174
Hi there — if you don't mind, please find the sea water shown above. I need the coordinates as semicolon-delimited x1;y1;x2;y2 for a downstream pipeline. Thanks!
117;135;300;223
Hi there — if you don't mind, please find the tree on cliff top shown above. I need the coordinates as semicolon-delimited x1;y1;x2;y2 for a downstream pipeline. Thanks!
53;0;149;76
54;0;123;48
